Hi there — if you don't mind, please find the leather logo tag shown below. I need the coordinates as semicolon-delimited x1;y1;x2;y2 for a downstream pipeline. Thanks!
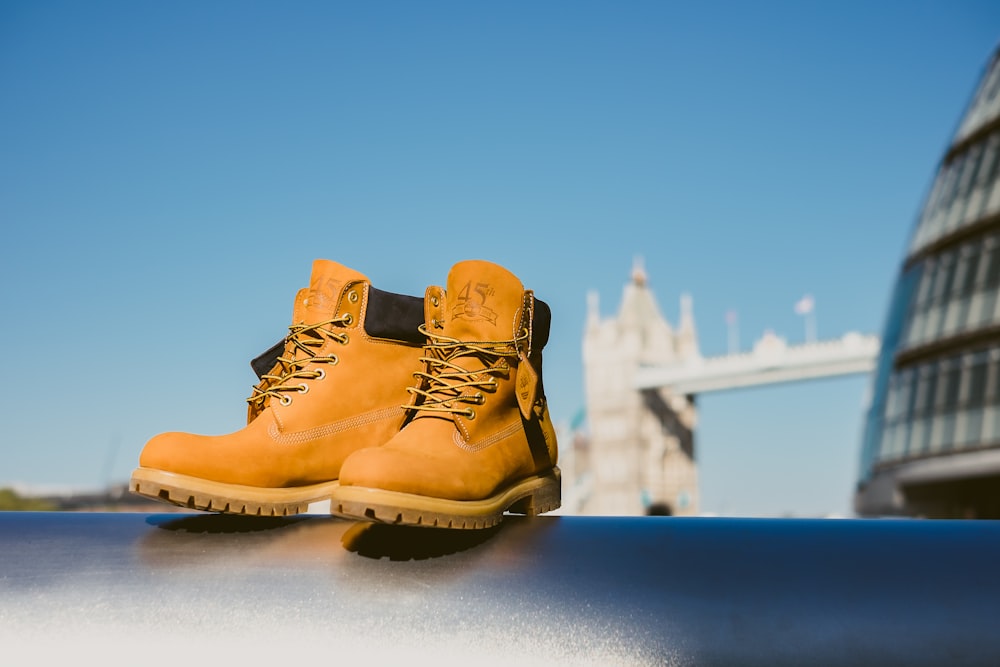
452;280;498;324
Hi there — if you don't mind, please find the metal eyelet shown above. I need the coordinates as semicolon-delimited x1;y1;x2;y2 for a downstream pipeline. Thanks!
340;334;349;345
431;296;439;307
279;395;292;407
315;368;326;380
348;290;359;303
342;313;354;326
473;392;485;404
298;384;309;394
464;409;476;420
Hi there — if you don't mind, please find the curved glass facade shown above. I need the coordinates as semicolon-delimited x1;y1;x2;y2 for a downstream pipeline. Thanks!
857;47;1000;518
899;232;1000;350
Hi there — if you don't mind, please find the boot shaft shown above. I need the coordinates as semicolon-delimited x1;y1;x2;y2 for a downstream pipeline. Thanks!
247;260;425;422
254;261;425;429
409;260;557;470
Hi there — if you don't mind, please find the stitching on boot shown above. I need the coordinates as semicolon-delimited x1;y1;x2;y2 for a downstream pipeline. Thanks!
268;405;404;445
452;421;522;453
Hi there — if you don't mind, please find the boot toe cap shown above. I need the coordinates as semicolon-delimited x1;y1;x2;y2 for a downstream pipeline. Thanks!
138;431;210;476
339;446;485;500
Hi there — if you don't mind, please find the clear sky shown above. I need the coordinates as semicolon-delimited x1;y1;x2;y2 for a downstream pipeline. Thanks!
2;1;999;516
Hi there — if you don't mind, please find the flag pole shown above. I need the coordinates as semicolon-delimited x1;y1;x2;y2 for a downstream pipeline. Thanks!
795;295;816;343
726;310;739;354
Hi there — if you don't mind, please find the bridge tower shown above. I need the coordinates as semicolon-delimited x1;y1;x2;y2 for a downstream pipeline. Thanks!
581;260;700;516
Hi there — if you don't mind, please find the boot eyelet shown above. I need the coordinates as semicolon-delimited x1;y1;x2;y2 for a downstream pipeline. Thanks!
342;313;354;326
431;296;439;307
279;395;293;407
298;384;309;394
473;392;485;404
348;290;359;303
315;369;326;380
463;409;476;419
340;334;349;345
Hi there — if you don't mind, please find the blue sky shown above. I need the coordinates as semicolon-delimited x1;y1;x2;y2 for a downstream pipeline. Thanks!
2;1;999;516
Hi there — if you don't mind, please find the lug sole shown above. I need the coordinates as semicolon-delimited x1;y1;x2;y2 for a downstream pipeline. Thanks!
331;467;561;529
129;467;338;516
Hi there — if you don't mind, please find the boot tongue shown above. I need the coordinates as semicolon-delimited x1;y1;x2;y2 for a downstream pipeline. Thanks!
291;288;309;323
301;259;368;324
442;260;524;342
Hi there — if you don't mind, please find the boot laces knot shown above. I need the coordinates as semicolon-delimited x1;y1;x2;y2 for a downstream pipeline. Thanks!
405;324;528;417
246;315;352;409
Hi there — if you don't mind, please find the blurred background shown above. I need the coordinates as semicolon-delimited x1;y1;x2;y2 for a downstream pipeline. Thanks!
2;1;999;517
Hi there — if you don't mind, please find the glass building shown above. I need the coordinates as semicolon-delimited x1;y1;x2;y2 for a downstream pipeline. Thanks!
856;46;1000;518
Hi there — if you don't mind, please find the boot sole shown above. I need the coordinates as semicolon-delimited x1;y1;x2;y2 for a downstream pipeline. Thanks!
330;467;561;529
130;467;338;516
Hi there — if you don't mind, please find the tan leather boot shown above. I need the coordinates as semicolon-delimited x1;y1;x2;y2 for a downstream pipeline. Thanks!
332;259;560;529
130;259;425;515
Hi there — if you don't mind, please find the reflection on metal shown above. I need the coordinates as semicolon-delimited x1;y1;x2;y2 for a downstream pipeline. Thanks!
2;512;999;666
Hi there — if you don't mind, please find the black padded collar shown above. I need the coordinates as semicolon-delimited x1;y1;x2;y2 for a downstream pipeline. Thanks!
364;286;425;345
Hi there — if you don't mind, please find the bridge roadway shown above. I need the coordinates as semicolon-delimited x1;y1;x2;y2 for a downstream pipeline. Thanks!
1;511;999;666
633;333;881;395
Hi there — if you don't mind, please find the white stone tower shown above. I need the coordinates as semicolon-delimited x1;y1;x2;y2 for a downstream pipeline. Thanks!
580;259;700;516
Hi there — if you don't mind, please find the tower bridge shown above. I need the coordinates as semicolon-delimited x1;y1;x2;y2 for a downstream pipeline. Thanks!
572;263;880;517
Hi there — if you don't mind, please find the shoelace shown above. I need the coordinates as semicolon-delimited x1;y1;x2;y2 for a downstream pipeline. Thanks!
405;324;528;419
246;315;351;409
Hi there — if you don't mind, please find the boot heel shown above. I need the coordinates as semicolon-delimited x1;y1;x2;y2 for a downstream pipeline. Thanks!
507;471;561;516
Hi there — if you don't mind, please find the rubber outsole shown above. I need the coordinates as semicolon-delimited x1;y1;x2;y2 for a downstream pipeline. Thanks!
330;467;561;529
129;467;339;516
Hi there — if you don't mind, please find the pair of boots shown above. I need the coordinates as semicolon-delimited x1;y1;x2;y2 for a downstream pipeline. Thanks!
131;259;560;529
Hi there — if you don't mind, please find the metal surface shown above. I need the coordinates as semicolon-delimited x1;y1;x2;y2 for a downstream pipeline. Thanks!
2;512;999;666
